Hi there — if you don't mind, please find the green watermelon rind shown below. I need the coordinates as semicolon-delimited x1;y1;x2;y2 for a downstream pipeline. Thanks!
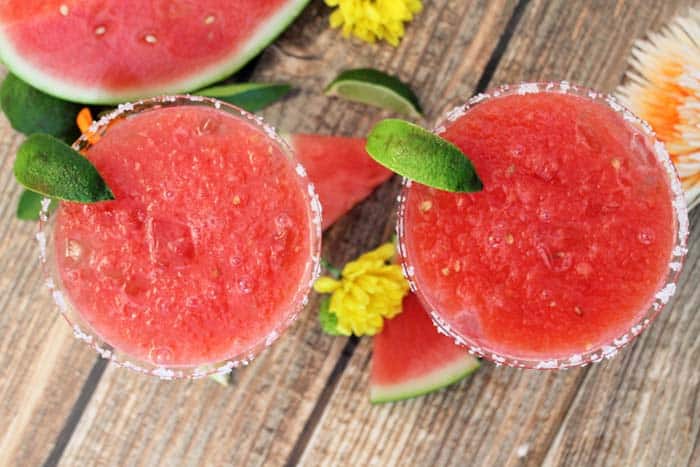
370;356;480;404
0;0;310;104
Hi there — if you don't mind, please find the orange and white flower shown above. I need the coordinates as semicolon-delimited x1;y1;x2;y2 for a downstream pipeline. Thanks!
617;8;700;210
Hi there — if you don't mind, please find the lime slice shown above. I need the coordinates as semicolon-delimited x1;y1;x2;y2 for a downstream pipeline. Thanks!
366;119;482;193
197;82;291;113
325;69;422;118
14;134;114;203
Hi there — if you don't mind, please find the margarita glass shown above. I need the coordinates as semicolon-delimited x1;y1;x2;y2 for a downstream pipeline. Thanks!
397;82;689;369
38;95;322;379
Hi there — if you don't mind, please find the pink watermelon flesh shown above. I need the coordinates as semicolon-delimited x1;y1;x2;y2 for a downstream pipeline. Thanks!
288;134;393;230
370;293;480;403
0;0;309;103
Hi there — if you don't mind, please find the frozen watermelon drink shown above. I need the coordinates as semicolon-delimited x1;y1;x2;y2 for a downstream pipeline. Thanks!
397;82;688;369
38;96;321;378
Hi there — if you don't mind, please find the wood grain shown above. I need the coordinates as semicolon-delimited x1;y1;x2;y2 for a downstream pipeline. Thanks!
52;1;517;466
542;209;700;466
296;1;700;467
1;1;698;466
0;71;100;466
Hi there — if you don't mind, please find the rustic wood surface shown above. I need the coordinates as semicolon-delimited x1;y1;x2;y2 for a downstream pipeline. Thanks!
0;1;698;466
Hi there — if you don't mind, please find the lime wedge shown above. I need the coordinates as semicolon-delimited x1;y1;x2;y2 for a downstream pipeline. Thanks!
14;134;114;203
197;82;291;113
366;119;482;193
325;69;422;118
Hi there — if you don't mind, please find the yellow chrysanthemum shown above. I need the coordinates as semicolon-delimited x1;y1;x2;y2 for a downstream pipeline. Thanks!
325;0;423;46
314;242;409;336
616;8;700;210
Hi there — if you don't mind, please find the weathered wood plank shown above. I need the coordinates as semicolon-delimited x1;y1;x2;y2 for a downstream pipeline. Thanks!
55;1;517;466
296;1;700;466
542;208;700;467
0;70;100;467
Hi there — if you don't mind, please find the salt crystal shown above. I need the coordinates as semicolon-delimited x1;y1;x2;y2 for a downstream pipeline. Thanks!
516;444;529;458
536;360;559;369
153;367;175;380
654;283;676;304
36;232;47;259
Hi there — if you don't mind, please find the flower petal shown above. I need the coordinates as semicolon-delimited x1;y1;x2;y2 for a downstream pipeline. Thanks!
314;276;342;293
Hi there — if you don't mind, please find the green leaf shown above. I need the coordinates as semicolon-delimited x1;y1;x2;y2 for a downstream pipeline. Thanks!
320;258;342;279
366;119;483;193
0;73;81;143
319;296;343;336
14;134;114;203
325;68;422;118
16;189;57;221
197;82;292;112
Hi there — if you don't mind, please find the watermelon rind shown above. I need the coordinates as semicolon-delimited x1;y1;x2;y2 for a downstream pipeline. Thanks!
370;356;480;404
0;0;310;104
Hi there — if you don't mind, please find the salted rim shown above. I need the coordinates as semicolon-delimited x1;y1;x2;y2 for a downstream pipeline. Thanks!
36;95;323;379
396;81;690;370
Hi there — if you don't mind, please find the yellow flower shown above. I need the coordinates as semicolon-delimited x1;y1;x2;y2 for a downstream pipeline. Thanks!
314;242;409;336
325;0;423;46
616;8;700;210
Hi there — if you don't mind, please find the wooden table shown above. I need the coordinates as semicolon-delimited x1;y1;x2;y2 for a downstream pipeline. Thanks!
1;1;699;466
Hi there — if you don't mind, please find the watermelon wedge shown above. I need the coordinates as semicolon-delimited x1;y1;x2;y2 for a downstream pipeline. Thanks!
0;0;309;104
370;293;480;404
287;134;393;229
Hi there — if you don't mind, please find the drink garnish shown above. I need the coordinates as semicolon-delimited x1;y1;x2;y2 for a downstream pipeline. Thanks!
365;119;482;192
14;134;114;202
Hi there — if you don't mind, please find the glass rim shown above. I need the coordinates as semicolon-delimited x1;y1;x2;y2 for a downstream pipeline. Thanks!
396;81;690;370
36;94;323;379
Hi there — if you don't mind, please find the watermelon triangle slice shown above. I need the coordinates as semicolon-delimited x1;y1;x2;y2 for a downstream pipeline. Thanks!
0;0;309;104
287;134;393;230
370;293;480;404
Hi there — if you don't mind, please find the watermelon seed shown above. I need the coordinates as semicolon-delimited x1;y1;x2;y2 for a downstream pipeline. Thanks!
59;4;69;16
95;26;107;36
144;34;158;44
205;15;216;25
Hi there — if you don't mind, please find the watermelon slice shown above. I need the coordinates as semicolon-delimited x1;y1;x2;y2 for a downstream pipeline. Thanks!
370;293;480;404
0;0;309;104
287;134;393;229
